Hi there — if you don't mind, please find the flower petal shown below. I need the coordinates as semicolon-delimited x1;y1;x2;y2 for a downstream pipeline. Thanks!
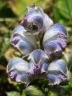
7;57;28;72
20;4;44;35
43;13;53;32
43;23;67;57
41;60;49;73
43;41;62;57
28;49;49;65
11;25;37;55
28;49;49;74
47;59;67;85
7;57;32;85
28;61;41;75
27;61;48;80
20;4;53;35
27;3;44;14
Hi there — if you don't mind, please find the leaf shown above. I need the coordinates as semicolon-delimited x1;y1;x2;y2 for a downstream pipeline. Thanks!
53;7;66;25
48;90;58;96
0;1;5;9
24;85;43;96
6;91;20;96
69;78;72;88
22;93;26;96
55;0;72;19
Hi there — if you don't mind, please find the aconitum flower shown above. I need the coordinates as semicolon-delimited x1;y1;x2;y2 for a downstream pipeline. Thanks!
43;23;67;57
7;4;69;86
27;49;49;75
7;50;68;85
20;4;53;35
11;23;67;58
47;59;68;85
7;57;32;85
11;25;37;56
7;49;49;85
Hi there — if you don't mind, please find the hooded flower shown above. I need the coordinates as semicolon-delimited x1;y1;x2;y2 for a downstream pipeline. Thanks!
7;57;32;85
27;49;49;75
7;54;68;86
10;4;67;58
20;3;53;35
47;59;68;85
7;49;49;84
11;23;67;58
11;25;37;56
7;4;69;86
43;23;68;58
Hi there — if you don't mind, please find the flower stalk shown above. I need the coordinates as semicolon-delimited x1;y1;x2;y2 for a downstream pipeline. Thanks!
6;3;71;96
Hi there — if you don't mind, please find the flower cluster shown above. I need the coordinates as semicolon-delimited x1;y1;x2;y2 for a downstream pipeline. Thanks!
7;4;69;86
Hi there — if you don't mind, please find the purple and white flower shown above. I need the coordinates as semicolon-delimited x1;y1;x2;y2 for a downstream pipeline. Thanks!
20;4;53;35
7;4;69;86
11;25;37;56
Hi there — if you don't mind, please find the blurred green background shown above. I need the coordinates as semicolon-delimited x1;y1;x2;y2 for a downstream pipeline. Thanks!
0;0;72;96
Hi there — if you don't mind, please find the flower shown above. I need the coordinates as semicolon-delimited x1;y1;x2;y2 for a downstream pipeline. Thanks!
11;23;67;58
7;57;32;85
27;49;49;75
7;52;68;85
43;23;68;57
11;25;37;56
20;3;53;35
7;4;69;86
47;59;68;85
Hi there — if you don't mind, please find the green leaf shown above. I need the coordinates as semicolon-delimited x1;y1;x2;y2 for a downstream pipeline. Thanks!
69;78;72;88
22;93;26;96
61;85;70;90
0;1;5;9
24;85;43;96
6;91;20;96
48;91;58;96
55;0;72;19
53;7;66;24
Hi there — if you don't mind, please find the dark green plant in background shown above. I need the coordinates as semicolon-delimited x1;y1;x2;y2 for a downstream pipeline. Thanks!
0;0;72;96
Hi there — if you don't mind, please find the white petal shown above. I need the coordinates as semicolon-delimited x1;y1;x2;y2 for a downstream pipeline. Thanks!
47;59;67;85
7;57;28;73
12;25;37;48
28;49;49;65
43;23;67;44
48;59;67;74
43;13;53;31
